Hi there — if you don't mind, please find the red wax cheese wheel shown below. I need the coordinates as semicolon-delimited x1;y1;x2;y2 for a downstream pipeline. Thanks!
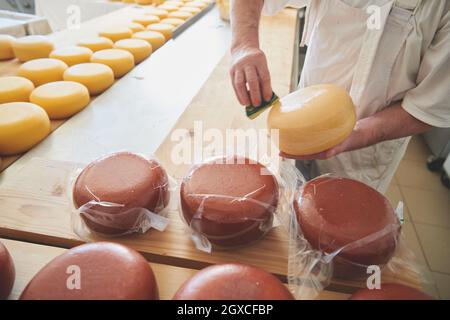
0;242;15;300
294;176;401;279
349;283;433;300
173;263;294;300
20;242;158;300
180;156;278;247
73;152;169;235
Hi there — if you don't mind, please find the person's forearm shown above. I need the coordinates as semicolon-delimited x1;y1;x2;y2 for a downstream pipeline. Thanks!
230;0;264;53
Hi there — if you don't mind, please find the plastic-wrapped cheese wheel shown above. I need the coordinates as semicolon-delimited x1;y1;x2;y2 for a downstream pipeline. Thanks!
20;242;159;300
161;18;185;27
73;152;170;235
144;7;169;19
147;23;175;40
0;102;50;155
0;241;15;300
294;176;401;279
98;27;133;42
17;58;68;87
173;263;294;300
0;35;15;60
49;46;93;66
63;63;114;96
349;283;433;300
268;84;356;156
0;76;34;104
180;156;279;248
30;81;90;120
114;39;152;64
90;49;135;78
127;22;146;33
133;15;160;27
179;6;201;14
132;31;166;51
77;37;114;52
168;10;193;20
12;35;54;62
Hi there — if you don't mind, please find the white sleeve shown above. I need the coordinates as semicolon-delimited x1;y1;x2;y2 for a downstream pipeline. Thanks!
262;0;308;16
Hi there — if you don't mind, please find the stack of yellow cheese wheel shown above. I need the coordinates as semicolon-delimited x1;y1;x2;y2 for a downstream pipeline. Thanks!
50;46;93;66
147;23;175;40
132;15;160;27
63;63;115;96
114;39;152;64
132;31;166;51
12;35;54;62
134;0;153;4
91;49;135;78
77;37;114;52
18;58;68;87
144;7;169;19
99;27;133;42
0;77;34;103
0;35;15;60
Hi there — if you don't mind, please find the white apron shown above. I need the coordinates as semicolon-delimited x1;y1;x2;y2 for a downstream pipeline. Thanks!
297;0;421;193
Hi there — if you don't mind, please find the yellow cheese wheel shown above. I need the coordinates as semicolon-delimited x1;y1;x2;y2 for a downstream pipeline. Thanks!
12;35;54;62
18;58;68;87
168;10;193;20
63;63;114;96
49;46;93;66
114;39;152;64
132;31;166;51
135;0;153;4
161;18;185;27
144;8;169;19
90;49;135;78
77;37;114;52
158;4;179;12
267;84;356;156
0;35;15;60
184;1;207;9
0;76;34;104
146;23;175;40
0;102;50;155
179;6;201;14
30;81;90;119
127;22;146;33
165;1;184;7
122;0;135;3
99;27;133;42
132;15;160;27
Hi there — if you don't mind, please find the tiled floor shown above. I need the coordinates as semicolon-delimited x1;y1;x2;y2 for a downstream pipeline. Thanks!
386;135;450;299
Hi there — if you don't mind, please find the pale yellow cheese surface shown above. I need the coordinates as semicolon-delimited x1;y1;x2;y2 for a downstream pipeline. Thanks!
179;6;201;14
0;76;34;104
0;102;50;155
12;35;54;62
132;31;166;51
144;8;169;19
165;1;184;6
114;39;152;64
63;63;115;96
99;27;133;42
135;0;153;4
184;1;207;9
90;49;135;78
17;58;68;87
158;4;179;12
77;37;114;52
49;46;93;66
168;10;193;20
30;81;90;119
268;84;356;156
0;35;15;60
161;18;185;27
127;22;146;33
133;14;160;27
147;23;175;40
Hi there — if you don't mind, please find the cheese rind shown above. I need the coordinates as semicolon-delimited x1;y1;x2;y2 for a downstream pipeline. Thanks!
90;49;135;78
50;46;93;66
0;35;15;60
0;102;50;155
0;76;34;104
114;39;152;64
77;37;114;52
63;63;114;96
30;81;90;119
127;22;145;33
12;35;54;62
132;31;166;51
17;58;68;87
268;84;356;156
146;23;175;40
99;27;133;42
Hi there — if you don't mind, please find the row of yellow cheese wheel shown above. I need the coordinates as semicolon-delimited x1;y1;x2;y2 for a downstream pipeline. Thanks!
0;0;213;157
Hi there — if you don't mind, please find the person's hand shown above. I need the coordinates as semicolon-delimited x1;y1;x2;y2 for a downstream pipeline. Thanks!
230;46;272;107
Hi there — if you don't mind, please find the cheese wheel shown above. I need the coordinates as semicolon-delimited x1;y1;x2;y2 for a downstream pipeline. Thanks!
73;152;170;235
158;4;179;12
127;22;146;33
0;241;15;300
132;14;160;27
135;0;153;4
63;63;114;96
161;18;185;27
294;176;401;279
268;84;356;156
132;31;166;51
184;1;207;9
180;155;279;247
49;46;93;66
90;49;135;78
0;102;50;155
168;10;193;20
0;35;15;60
17;58;68;87
98;27;133;42
144;7;169;19
173;263;294;300
165;1;184;6
349;283;434;300
0;76;34;104
77;37;114;52
30;81;90;120
179;6;201;14
147;23;175;40
12;35;54;62
114;39;152;64
20;242;159;300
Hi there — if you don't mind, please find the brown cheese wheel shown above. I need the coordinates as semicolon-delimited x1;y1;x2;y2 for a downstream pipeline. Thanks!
349;283;433;300
294;176;401;279
180;156;279;247
0;241;15;300
73;152;169;235
20;242;158;300
173;263;294;300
